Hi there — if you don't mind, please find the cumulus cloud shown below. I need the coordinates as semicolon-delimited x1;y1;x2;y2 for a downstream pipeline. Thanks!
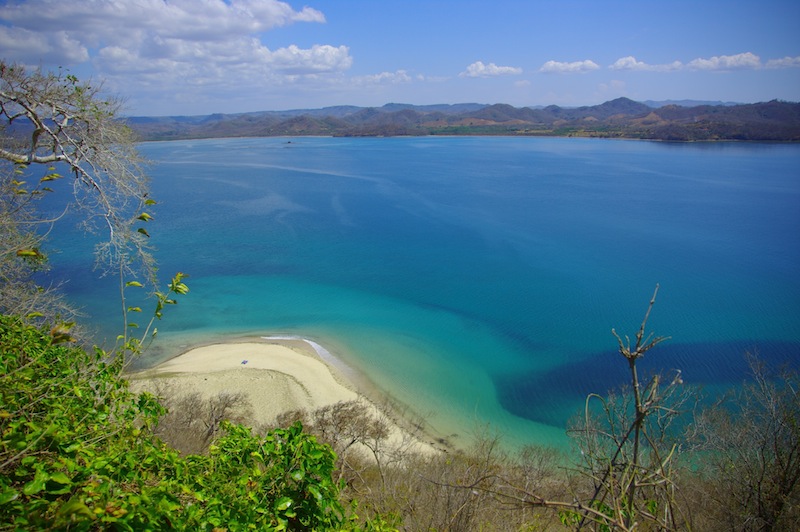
268;45;352;74
766;56;800;69
0;1;344;90
610;52;800;72
539;59;599;74
0;0;325;40
610;56;682;72
687;52;761;70
460;61;523;78
0;26;89;64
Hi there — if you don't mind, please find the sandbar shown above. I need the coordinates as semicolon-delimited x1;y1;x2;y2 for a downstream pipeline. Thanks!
128;337;441;454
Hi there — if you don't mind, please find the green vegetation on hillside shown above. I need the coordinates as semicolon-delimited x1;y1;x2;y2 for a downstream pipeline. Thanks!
0;314;393;530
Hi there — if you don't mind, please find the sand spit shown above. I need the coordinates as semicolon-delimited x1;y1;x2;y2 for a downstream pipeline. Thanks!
129;337;443;455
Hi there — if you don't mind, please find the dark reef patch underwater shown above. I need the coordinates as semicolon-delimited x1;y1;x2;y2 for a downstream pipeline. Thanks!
494;340;800;427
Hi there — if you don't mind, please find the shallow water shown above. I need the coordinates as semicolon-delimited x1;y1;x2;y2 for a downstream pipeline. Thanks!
54;136;800;448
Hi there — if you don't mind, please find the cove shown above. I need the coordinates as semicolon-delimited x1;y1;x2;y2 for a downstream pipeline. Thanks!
54;136;800;449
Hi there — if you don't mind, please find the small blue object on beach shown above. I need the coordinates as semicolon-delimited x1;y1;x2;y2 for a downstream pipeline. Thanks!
241;360;248;365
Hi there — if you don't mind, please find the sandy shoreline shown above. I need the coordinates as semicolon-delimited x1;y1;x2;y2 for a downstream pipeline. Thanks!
128;337;444;454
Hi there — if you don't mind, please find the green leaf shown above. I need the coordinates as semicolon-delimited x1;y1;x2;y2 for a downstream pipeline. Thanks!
40;173;62;182
125;281;143;288
56;498;94;520
171;282;189;295
16;248;41;258
308;484;323;504
64;442;82;453
308;449;324;460
23;471;49;495
168;273;190;295
275;496;293;511
0;488;19;505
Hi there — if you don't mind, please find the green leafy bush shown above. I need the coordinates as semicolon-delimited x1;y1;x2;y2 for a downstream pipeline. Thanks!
0;315;382;530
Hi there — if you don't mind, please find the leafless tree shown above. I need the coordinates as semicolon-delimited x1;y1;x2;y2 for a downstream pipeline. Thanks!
151;386;253;455
435;286;695;530
691;354;800;531
560;285;695;530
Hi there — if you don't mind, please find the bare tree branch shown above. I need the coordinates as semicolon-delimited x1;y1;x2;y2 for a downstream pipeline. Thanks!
1;61;155;334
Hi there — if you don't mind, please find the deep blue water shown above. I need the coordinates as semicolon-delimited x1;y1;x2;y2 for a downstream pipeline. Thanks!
52;136;800;448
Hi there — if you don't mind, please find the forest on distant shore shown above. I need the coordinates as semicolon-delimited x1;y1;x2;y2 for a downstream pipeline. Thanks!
127;97;800;142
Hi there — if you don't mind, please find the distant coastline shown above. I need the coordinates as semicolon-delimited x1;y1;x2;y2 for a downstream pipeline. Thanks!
126;97;800;142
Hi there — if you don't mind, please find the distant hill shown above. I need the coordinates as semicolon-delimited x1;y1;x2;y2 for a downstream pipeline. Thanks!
643;99;741;108
126;98;800;142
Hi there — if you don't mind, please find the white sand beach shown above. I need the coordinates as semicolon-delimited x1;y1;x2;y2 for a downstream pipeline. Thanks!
129;337;442;454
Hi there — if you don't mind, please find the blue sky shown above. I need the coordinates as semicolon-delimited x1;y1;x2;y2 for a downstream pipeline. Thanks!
1;0;798;116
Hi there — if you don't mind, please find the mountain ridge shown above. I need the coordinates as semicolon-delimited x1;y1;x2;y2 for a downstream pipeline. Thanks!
126;97;800;141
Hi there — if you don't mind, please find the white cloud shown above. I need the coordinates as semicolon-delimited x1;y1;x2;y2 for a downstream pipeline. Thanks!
539;59;599;74
766;56;800;69
0;0;325;41
0;0;346;112
356;70;413;85
610;56;682;72
0;1;339;76
687;52;761;70
268;45;352;74
610;56;648;71
0;26;89;64
460;61;523;78
610;52;800;72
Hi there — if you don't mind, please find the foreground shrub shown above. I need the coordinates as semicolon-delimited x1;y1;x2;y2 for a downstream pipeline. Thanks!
0;314;385;530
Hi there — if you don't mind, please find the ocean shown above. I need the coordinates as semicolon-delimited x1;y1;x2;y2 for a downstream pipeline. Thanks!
54;136;800;449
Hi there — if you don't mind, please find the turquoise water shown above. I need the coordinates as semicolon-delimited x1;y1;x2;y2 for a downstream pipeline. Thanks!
55;137;800;448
